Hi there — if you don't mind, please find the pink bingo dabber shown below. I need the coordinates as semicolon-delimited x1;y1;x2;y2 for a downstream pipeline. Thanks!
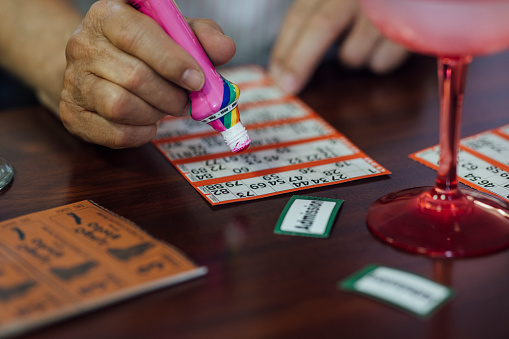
128;0;251;152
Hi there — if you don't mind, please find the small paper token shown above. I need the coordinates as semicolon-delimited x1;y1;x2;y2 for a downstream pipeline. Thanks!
274;195;344;238
340;265;454;317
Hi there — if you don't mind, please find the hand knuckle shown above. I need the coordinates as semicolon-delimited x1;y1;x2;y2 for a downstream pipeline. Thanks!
124;60;149;91
114;16;149;52
106;90;132;122
113;126;150;149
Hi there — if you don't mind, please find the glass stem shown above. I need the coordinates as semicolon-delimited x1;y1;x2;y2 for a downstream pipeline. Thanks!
434;56;472;196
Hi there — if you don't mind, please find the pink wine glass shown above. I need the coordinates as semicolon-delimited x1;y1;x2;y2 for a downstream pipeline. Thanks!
360;0;509;257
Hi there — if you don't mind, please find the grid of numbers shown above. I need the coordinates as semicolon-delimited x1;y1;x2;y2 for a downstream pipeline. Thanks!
412;124;509;203
152;65;390;205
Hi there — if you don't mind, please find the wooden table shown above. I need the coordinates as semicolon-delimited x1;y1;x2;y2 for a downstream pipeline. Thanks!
2;52;509;339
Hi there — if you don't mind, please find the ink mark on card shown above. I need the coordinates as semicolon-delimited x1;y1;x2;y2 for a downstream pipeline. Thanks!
67;212;82;225
11;227;25;240
0;280;37;302
50;261;98;281
107;242;155;261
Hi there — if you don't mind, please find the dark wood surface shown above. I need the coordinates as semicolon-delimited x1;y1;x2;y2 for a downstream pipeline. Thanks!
2;52;509;339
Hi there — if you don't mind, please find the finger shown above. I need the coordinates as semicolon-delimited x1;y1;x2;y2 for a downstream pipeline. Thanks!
188;18;236;67
60;76;159;149
60;102;158;149
270;0;323;67
97;1;205;91
269;0;358;93
70;36;189;117
368;39;409;74
71;1;192;117
73;75;171;125
338;12;382;69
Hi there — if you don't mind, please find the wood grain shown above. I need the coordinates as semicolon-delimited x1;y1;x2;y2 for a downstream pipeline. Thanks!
2;52;509;339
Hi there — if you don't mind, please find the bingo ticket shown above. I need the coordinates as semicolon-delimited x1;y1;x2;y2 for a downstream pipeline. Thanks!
411;123;509;202
152;65;390;205
0;201;206;338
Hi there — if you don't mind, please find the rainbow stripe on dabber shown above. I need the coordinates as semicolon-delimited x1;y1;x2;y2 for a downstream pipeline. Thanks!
217;77;240;129
201;77;251;153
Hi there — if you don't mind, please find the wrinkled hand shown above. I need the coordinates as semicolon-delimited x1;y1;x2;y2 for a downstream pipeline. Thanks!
269;0;409;94
60;0;235;148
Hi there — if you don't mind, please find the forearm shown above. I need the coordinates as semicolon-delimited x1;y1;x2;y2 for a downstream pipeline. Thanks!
0;0;83;114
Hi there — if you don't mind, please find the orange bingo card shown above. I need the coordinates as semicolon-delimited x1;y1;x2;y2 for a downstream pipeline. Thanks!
0;201;206;338
411;123;509;202
152;65;391;205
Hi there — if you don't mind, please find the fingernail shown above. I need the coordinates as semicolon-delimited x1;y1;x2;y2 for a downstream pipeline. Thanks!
268;64;281;80
182;69;204;91
275;72;299;94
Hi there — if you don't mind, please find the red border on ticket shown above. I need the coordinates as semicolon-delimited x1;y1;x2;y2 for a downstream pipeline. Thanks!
152;65;390;205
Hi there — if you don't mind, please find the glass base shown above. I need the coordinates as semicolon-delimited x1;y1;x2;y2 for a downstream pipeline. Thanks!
0;157;14;191
366;186;509;258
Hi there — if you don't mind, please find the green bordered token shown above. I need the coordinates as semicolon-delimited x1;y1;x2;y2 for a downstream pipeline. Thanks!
274;195;344;238
340;265;454;317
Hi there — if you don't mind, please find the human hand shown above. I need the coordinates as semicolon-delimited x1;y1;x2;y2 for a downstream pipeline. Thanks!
60;0;235;148
268;0;409;94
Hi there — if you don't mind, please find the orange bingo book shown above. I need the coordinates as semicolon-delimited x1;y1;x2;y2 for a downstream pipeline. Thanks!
0;200;206;338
